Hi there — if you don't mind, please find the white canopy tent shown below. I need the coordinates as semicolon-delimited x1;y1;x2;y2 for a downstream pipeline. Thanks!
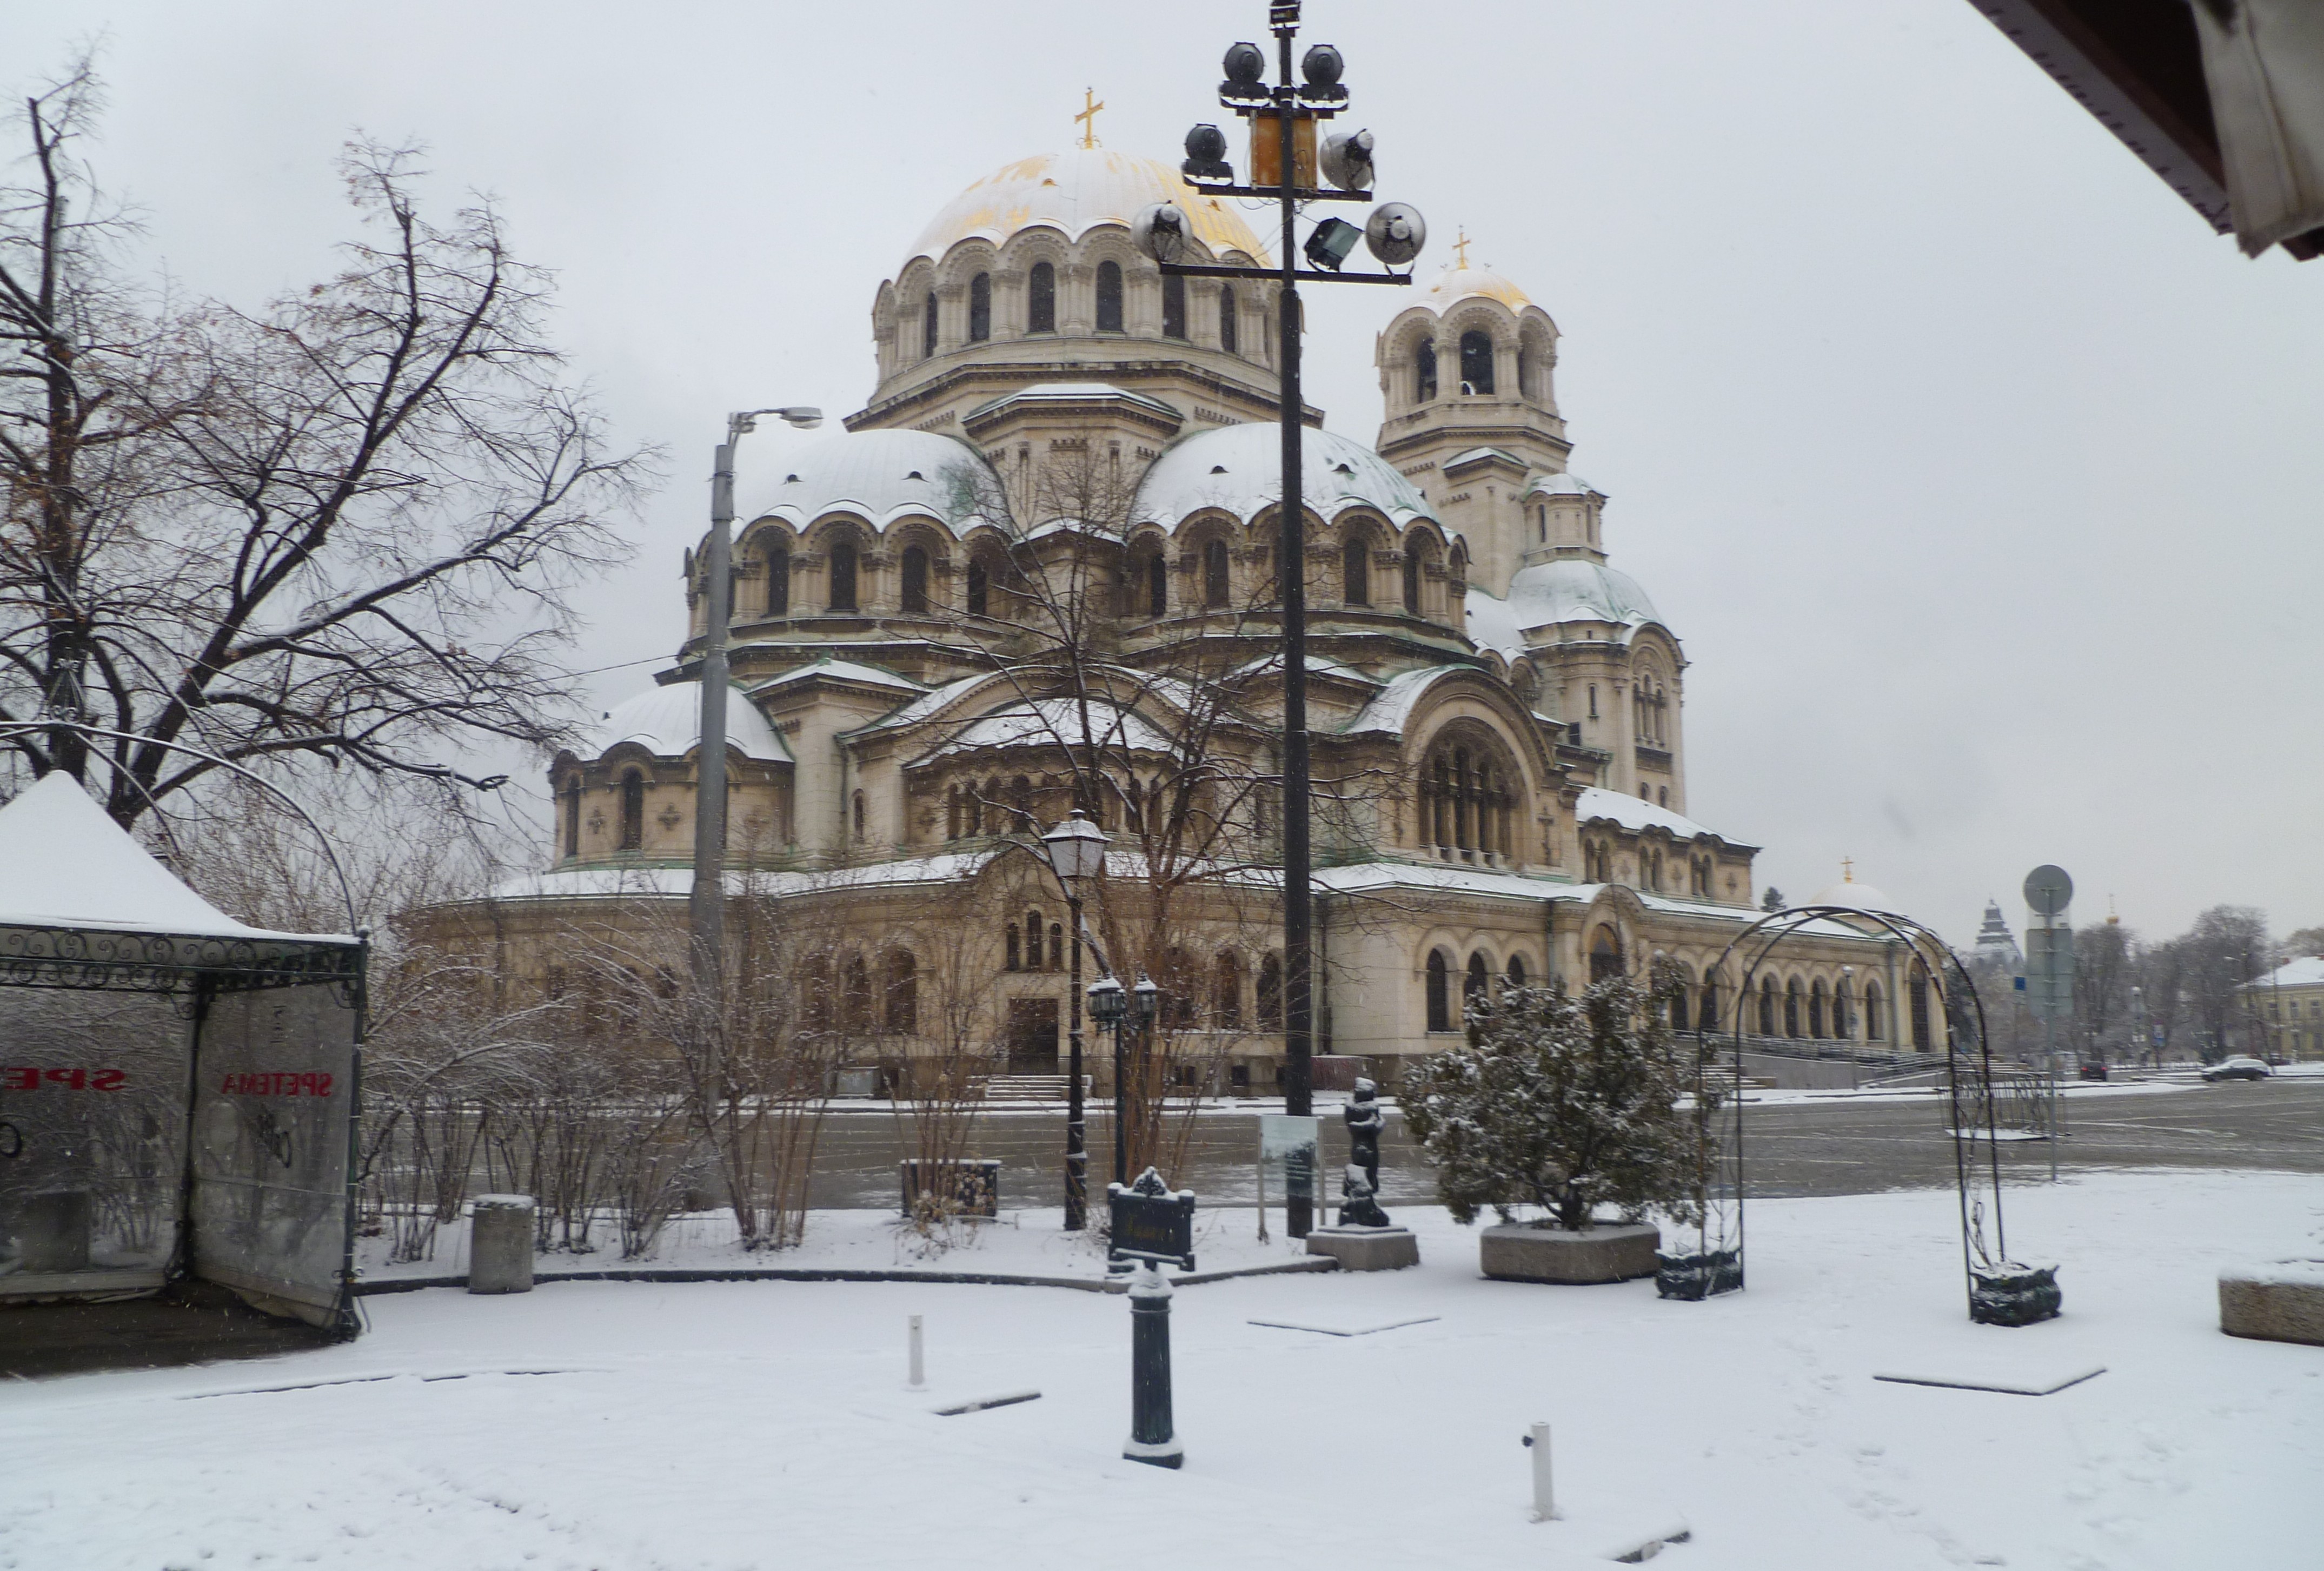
0;774;366;1331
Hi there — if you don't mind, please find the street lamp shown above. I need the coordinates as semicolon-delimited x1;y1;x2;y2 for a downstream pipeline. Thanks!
1040;810;1110;1229
692;406;823;1030
1089;971;1163;1189
1842;964;1857;1090
1147;1;1426;1237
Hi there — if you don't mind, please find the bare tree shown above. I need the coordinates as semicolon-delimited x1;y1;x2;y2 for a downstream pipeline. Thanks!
2177;905;2270;1060
1;62;650;825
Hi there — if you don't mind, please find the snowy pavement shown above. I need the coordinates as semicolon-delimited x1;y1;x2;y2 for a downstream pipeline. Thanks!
4;1169;2320;1570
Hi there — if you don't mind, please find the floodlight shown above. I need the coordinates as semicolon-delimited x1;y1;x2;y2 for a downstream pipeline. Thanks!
1364;202;1426;266
1299;43;1346;103
1221;42;1269;103
1304;216;1362;271
1132;203;1191;266
1320;128;1373;191
1181;123;1232;183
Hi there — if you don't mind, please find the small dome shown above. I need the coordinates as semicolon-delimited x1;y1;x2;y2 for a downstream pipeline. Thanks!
905;150;1267;268
1417;262;1533;314
1503;559;1663;632
739;428;1004;536
1134;423;1435;533
1525;471;1602;500
573;682;790;764
1809;875;1901;915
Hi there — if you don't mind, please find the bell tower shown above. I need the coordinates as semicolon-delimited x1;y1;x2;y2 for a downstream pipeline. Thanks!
1375;254;1570;598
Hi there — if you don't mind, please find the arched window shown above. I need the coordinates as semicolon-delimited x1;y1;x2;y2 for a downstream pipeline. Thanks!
1203;538;1230;607
968;273;991;342
886;950;918;1035
1425;950;1451;1033
1809;980;1827;1039
1417;730;1517;861
764;543;789;615
1416;340;1438;402
1784;979;1802;1039
1096;260;1124;332
1258;952;1283;1028
1024;910;1043;973
982;776;1003;836
851;790;867;841
1466;952;1491;1013
1834;980;1853;1040
803;957;833;1031
1402;540;1423;614
619;769;645;851
1213;952;1244;1028
1459;330;1495;394
1758;976;1777;1037
1027;261;1055;333
1506;954;1528;989
1161;273;1187;340
562;775;581;859
1698;979;1720;1033
1218;284;1238;354
1909;969;1931;1050
1342;536;1370;605
1669;980;1690;1031
922;291;938;359
1048;922;1064;972
900;545;929;614
1147;552;1168;618
966;558;989;618
1009;775;1033;831
1005;923;1021;972
1866;983;1885;1040
945;784;961;841
1589;929;1623;983
829;540;859;612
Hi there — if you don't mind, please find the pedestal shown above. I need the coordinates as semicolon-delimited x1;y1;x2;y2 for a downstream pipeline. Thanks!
1304;1226;1419;1271
468;1194;535;1295
1123;1261;1182;1468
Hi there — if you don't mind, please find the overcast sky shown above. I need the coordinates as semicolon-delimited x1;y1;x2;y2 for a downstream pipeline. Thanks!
10;0;2320;946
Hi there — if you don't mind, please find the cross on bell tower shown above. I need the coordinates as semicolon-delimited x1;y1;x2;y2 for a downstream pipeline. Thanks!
1075;88;1105;149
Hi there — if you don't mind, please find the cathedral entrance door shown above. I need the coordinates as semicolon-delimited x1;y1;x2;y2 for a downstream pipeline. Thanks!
1005;998;1061;1075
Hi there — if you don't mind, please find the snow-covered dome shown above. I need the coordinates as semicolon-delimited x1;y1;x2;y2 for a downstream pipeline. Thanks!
572;681;790;763
1134;423;1437;534
739;428;1004;536
1809;874;1901;915
905;150;1267;268
1503;559;1664;631
1525;472;1602;500
1416;262;1535;314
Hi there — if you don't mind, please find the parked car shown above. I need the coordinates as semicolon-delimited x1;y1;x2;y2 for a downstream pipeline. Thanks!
2076;1062;2108;1082
2201;1056;2272;1083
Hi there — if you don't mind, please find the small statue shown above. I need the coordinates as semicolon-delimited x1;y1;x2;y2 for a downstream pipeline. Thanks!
1338;1077;1391;1228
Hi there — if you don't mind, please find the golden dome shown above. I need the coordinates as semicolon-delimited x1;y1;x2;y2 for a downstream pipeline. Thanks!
1418;262;1533;313
904;149;1269;267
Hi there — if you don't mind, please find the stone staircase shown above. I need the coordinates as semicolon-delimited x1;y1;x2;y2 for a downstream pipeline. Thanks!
978;1074;1091;1104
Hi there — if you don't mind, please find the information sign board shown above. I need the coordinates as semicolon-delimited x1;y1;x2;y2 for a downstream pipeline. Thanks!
1259;1114;1320;1203
1107;1168;1196;1271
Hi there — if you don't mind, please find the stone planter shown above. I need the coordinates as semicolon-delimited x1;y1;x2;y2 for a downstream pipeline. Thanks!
1480;1221;1659;1284
2220;1260;2324;1346
1305;1227;1420;1271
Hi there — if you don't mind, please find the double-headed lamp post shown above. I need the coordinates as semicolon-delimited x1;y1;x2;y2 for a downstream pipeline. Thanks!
1041;810;1110;1230
692;407;822;1067
1088;969;1161;1190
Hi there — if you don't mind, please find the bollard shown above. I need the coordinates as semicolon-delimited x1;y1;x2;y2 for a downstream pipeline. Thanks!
908;1314;926;1389
1122;1260;1182;1469
467;1194;535;1295
1524;1422;1558;1521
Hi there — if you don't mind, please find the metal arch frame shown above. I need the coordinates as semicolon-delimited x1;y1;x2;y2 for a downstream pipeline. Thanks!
1678;904;2012;1319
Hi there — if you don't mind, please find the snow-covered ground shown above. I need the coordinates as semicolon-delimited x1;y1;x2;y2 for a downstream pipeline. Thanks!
5;1170;2320;1570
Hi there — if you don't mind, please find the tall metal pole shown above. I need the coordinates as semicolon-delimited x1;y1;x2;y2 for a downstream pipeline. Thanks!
1274;11;1315;1239
691;435;738;1042
1066;890;1088;1230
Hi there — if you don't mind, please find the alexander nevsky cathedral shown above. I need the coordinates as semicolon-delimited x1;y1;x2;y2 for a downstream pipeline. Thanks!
452;135;1934;1092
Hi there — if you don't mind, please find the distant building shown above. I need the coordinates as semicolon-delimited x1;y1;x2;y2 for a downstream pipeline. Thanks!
2237;957;2324;1064
1971;899;2022;971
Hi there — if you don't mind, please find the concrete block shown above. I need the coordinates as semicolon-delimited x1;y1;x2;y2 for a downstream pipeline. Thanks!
2220;1260;2324;1347
1480;1221;1661;1284
468;1194;536;1295
1304;1227;1420;1271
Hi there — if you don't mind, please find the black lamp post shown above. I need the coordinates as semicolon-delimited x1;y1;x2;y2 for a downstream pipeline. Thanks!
1138;2;1425;1236
1040;810;1109;1230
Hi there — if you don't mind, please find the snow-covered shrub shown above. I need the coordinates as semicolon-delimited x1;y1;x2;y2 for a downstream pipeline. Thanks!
1400;969;1710;1232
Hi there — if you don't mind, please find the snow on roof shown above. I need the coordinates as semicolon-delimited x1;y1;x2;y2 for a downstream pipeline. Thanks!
1524;472;1602;499
0;773;353;943
1444;446;1527;472
2246;956;2324;989
1502;559;1664;633
1134;423;1439;536
965;383;1183;425
1227;651;1379;688
1462;587;1528;663
751;658;927;698
487;851;1003;905
1573;786;1725;841
739;428;1004;538
1315;860;1577;903
1340;666;1472;735
1807;876;1902;916
1414;262;1535;314
572;682;791;764
920;697;1178;762
904;149;1267;268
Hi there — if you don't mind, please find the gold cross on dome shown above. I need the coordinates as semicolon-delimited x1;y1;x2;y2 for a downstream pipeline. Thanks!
1075;88;1105;149
1841;855;1855;883
1451;228;1472;269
